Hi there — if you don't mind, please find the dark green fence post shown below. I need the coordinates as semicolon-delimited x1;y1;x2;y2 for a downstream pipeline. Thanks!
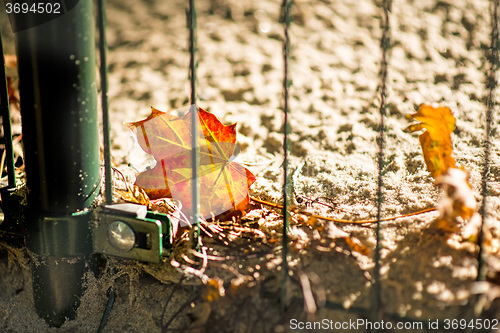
15;0;100;327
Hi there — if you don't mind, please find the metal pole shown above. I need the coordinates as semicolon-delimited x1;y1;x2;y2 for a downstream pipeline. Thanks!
16;1;101;327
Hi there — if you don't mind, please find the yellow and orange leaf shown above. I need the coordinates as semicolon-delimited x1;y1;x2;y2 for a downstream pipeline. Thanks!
405;103;456;179
406;103;481;235
203;278;224;302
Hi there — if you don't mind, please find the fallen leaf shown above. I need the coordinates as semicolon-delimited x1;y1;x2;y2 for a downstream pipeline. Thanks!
406;104;481;235
115;184;150;206
325;222;370;255
307;215;324;231
344;236;370;256
435;168;480;236
405;103;456;179
461;212;482;241
127;105;256;221
6;77;19;105
325;221;349;239
203;278;225;302
436;168;476;222
289;226;310;250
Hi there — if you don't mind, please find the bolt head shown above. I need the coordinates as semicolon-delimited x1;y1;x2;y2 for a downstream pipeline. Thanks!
108;221;135;251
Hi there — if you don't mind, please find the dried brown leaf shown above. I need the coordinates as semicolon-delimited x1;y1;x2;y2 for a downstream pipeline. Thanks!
344;237;370;256
115;185;150;206
325;222;369;255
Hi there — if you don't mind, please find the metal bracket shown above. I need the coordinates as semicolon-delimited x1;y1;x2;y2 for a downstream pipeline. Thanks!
0;195;173;263
26;211;94;257
92;204;171;263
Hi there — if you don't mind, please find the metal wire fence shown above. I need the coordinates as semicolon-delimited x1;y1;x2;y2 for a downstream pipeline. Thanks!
81;0;500;329
175;0;499;329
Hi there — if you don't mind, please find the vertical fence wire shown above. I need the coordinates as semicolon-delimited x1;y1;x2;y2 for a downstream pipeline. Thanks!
97;0;112;205
0;25;16;189
96;3;117;331
280;0;293;315
188;0;200;229
372;0;391;325
477;0;499;282
188;0;197;106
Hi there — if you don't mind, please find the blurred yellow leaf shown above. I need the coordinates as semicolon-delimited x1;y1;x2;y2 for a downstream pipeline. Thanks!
405;103;456;178
435;168;480;236
406;104;482;235
203;278;224;302
307;216;324;231
325;222;370;255
344;237;370;256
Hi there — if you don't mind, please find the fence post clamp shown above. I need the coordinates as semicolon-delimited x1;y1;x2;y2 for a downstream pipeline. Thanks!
92;203;171;263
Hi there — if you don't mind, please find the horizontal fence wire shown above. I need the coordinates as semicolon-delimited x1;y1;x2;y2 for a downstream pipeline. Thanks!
477;0;499;282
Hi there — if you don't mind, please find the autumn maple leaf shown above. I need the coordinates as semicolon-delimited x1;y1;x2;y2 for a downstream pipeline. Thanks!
126;105;256;221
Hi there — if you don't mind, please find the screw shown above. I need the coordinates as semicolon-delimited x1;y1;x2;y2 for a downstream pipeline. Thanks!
108;221;135;251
